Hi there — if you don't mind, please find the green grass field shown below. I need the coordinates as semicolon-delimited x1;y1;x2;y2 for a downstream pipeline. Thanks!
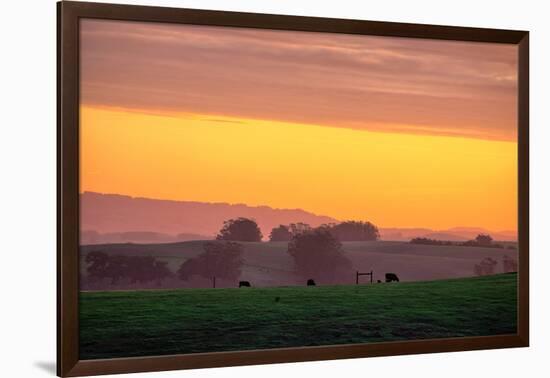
80;273;517;359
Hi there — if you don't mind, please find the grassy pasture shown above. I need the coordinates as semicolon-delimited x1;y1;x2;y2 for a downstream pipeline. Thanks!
80;273;517;359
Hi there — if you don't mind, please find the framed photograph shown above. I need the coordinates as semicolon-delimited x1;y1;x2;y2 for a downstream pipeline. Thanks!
57;1;529;376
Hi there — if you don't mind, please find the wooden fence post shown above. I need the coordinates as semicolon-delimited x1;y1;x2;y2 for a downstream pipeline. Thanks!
356;271;374;285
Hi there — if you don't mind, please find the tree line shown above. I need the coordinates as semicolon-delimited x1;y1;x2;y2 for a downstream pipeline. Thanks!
270;221;379;242
86;252;172;285
85;242;244;289
215;217;379;243
215;217;380;284
410;234;515;249
193;217;380;285
474;255;518;276
85;217;379;288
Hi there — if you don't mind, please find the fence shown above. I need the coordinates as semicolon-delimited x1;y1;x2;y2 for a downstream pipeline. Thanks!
356;270;373;284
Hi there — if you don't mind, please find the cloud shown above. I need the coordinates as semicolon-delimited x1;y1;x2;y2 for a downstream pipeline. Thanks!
80;19;517;141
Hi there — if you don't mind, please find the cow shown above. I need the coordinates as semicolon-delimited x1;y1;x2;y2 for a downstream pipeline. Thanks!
239;281;251;287
307;279;316;286
377;280;382;283
385;273;399;282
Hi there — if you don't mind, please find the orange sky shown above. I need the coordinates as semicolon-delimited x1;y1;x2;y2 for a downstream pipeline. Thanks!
79;20;518;232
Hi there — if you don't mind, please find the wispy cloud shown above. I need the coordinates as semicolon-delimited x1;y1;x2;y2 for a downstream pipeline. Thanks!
80;19;517;141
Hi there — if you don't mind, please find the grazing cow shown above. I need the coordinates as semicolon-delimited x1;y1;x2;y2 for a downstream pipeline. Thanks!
377;280;382;283
385;273;399;282
307;279;316;286
239;281;251;287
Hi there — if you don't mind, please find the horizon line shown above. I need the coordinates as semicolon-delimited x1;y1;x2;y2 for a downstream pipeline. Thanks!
80;190;517;234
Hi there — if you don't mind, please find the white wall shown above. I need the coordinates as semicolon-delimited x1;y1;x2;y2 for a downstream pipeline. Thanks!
1;0;548;376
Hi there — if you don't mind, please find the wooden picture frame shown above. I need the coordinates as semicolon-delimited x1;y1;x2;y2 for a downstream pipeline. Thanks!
58;1;529;376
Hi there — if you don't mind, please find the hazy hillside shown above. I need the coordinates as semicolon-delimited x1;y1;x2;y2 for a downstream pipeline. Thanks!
81;192;337;240
80;230;212;245
81;192;517;244
80;240;518;290
379;227;516;242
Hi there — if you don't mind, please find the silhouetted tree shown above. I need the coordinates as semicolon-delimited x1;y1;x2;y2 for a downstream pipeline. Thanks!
410;237;453;246
177;258;199;281
126;256;154;284
289;222;312;236
85;252;172;285
216;218;262;242
323;221;380;241
177;241;244;283
103;255;129;284
152;261;173;285
269;225;292;242
124;256;172;284
85;250;109;282
474;257;498;276
475;234;493;246
288;228;352;283
411;235;504;249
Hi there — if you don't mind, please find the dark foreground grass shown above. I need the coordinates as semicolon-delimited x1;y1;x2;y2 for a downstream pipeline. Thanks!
80;273;517;359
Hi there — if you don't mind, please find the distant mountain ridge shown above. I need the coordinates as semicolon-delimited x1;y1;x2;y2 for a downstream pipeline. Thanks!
80;192;517;244
379;227;516;242
81;192;337;243
80;230;211;245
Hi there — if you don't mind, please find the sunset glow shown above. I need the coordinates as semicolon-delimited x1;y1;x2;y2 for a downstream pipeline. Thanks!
79;19;518;233
81;106;517;231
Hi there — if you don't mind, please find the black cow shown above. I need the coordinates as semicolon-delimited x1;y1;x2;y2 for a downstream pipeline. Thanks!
385;273;399;282
239;281;251;287
307;279;316;286
377;280;382;283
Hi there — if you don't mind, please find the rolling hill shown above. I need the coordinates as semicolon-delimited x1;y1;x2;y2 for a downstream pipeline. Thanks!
80;240;518;289
81;192;517;244
81;191;336;242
